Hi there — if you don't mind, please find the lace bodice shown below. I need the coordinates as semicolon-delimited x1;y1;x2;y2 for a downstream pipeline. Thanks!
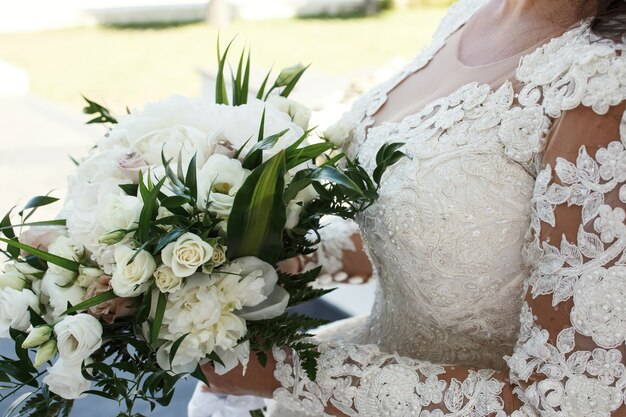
270;1;626;416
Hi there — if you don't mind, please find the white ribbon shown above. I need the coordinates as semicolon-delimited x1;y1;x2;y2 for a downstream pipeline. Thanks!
187;381;267;417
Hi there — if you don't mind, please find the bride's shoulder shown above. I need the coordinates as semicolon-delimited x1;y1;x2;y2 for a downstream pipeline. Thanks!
517;23;626;118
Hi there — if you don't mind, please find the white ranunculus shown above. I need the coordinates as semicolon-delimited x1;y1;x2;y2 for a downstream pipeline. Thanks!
154;266;182;293
0;288;39;337
110;246;156;297
54;314;103;364
197;154;249;217
43;358;91;400
323;119;351;147
162;233;214;278
40;270;86;321
76;266;102;288
266;95;311;130
95;193;142;235
0;263;28;290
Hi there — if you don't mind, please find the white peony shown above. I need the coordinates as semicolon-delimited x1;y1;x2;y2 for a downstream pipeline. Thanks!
0;288;39;337
40;270;86;321
157;273;248;373
162;233;214;278
0;263;28;290
266;95;311;130
110;245;156;297
43;358;92;400
154;266;182;293
197;154;249;217
54;314;103;364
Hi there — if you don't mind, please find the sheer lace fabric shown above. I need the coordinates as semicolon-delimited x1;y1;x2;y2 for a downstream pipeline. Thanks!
270;1;626;416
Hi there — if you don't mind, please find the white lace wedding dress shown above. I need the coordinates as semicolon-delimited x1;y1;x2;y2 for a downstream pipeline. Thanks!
266;0;626;416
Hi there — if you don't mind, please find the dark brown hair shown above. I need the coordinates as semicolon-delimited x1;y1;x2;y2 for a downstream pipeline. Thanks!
590;0;626;38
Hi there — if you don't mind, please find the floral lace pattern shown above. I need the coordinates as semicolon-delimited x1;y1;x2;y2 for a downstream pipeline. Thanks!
270;0;626;416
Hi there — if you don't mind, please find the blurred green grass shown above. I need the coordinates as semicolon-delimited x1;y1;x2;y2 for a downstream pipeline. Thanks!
0;7;446;112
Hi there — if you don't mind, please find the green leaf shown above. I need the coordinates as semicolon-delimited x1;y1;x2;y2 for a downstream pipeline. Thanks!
4;392;33;417
154;228;187;254
0;210;18;259
226;151;287;264
241;51;251;105
0;219;65;233
159;196;191;209
190;364;210;387
82;95;117;124
242;128;288;170
62;289;116;315
18;195;59;219
151;291;167;347
168;333;189;365
119;183;139;196
256;67;273;100
185;154;198;201
372;142;408;185
137;177;166;243
216;37;236;105
285;142;333;170
0;238;80;272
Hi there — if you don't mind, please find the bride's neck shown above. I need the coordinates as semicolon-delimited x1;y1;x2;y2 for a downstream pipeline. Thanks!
496;0;595;27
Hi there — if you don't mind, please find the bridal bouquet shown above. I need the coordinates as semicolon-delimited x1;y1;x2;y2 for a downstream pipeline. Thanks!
0;42;405;416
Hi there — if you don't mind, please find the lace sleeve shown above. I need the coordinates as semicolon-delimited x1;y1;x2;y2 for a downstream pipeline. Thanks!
301;216;373;285
270;106;626;416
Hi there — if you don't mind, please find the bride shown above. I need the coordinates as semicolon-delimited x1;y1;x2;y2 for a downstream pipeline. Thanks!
197;0;626;416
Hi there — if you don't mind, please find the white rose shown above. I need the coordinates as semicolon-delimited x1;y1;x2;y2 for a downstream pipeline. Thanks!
197;154;249;217
266;96;312;130
323;119;351;147
95;193;142;235
0;263;28;290
0;288;39;337
154;266;182;293
111;246;156;297
76;266;102;288
54;314;103;363
41;270;86;321
43;358;91;400
162;233;214;278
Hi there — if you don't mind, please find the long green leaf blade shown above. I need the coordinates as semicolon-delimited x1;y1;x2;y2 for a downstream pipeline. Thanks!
151;291;167;347
0;238;80;272
226;151;287;264
63;289;116;315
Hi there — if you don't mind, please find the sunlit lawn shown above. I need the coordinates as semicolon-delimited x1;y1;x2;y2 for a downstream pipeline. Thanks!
0;7;446;112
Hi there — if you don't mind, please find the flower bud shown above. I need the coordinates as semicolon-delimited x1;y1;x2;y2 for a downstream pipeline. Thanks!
0;266;28;290
34;339;57;367
98;230;126;245
77;266;102;288
22;325;53;348
275;64;306;87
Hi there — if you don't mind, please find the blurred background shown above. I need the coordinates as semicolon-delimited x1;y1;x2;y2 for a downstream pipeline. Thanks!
0;0;452;415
